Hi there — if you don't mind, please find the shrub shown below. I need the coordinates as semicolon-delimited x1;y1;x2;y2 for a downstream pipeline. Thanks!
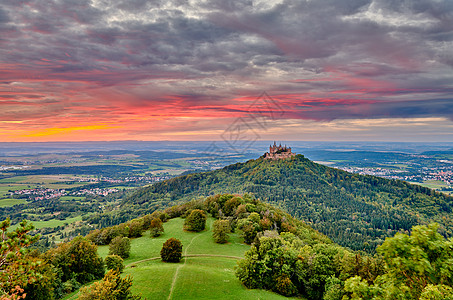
160;238;183;263
109;236;131;259
127;220;144;238
184;209;206;232
275;274;298;296
223;197;242;216
213;219;231;244
105;255;124;273
149;218;164;237
77;270;141;300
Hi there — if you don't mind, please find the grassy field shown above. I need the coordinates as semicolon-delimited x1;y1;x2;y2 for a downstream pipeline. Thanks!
66;217;301;300
60;196;86;201
421;180;449;189
0;184;35;206
0;184;36;197
0;198;27;207
10;215;84;231
0;175;89;189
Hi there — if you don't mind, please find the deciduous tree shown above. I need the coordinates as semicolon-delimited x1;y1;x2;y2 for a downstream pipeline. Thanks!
184;209;206;232
77;270;141;300
212;219;230;243
105;255;124;273
149;218;164;237
160;238;182;263
109;236;131;259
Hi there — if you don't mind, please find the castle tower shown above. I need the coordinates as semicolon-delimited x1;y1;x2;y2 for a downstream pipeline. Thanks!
264;142;296;159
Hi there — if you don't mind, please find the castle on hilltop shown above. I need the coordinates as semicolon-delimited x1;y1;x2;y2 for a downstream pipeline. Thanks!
263;142;296;160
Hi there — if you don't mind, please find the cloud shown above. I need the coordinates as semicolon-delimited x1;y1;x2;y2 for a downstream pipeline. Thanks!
1;0;453;141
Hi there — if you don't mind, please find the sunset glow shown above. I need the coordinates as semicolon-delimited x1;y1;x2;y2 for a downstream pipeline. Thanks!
1;0;452;142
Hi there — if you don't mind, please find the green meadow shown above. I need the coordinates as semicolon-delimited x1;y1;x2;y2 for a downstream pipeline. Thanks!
421;180;449;190
66;217;301;300
0;198;27;207
10;215;84;231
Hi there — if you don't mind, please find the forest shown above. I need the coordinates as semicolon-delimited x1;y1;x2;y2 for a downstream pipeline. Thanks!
121;155;453;252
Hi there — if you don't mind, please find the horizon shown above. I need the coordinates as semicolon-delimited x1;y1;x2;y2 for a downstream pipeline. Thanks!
1;1;453;142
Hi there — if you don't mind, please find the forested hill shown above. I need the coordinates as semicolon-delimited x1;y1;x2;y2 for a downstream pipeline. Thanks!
124;154;453;252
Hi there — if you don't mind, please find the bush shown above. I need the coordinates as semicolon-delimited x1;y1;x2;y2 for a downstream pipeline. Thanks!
109;236;131;259
213;219;231;243
77;270;141;300
223;197;242;216
127;220;144;238
160;238;183;263
275;274;298;296
184;209;206;232
105;255;124;273
149;218;164;237
62;277;81;294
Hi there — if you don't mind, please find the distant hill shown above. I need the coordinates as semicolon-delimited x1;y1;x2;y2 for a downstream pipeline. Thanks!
124;154;453;252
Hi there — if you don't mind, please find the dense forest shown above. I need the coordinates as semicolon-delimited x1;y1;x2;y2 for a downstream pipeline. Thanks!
122;155;453;252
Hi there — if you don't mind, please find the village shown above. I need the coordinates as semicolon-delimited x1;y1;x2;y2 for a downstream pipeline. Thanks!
340;164;453;187
10;174;173;201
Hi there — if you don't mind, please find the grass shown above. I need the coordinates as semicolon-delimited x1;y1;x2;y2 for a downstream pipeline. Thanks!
75;217;300;300
0;198;27;207
10;215;84;231
0;175;89;189
60;196;86;201
416;180;450;190
0;184;37;198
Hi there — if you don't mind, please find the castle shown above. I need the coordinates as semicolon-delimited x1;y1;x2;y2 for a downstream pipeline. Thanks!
263;142;296;160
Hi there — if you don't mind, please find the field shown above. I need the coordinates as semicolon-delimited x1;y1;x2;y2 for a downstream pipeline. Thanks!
9;215;85;231
0;198;27;207
65;217;300;300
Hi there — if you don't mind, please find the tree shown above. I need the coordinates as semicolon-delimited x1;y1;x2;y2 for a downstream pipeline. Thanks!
223;197;242;216
212;219;230;243
45;236;105;284
149;218;164;237
184;209;206;232
344;223;453;300
109;236;131;259
237;213;261;244
126;220;144;238
420;284;453;300
105;255;124;273
160;238;182;263
0;218;54;299
77;270;141;300
236;233;299;293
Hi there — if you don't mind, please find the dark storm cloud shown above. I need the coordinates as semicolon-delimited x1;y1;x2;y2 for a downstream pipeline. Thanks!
288;98;453;121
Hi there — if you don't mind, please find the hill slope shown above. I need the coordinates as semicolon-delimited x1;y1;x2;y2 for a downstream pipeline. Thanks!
124;155;453;251
66;217;301;300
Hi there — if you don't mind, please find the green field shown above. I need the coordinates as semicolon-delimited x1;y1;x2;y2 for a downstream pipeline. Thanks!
0;175;89;189
407;180;452;195
10;215;84;231
60;196;86;201
0;184;36;198
0;198;27;207
66;217;300;300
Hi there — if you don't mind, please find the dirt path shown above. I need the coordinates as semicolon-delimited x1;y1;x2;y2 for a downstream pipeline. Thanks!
126;253;243;268
167;233;199;300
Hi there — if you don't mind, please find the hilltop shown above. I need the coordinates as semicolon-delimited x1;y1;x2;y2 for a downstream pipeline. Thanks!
123;154;453;252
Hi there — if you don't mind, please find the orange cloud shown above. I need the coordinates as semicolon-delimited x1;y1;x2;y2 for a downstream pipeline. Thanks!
20;124;118;138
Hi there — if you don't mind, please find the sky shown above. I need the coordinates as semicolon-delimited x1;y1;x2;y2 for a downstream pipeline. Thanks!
1;0;453;142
